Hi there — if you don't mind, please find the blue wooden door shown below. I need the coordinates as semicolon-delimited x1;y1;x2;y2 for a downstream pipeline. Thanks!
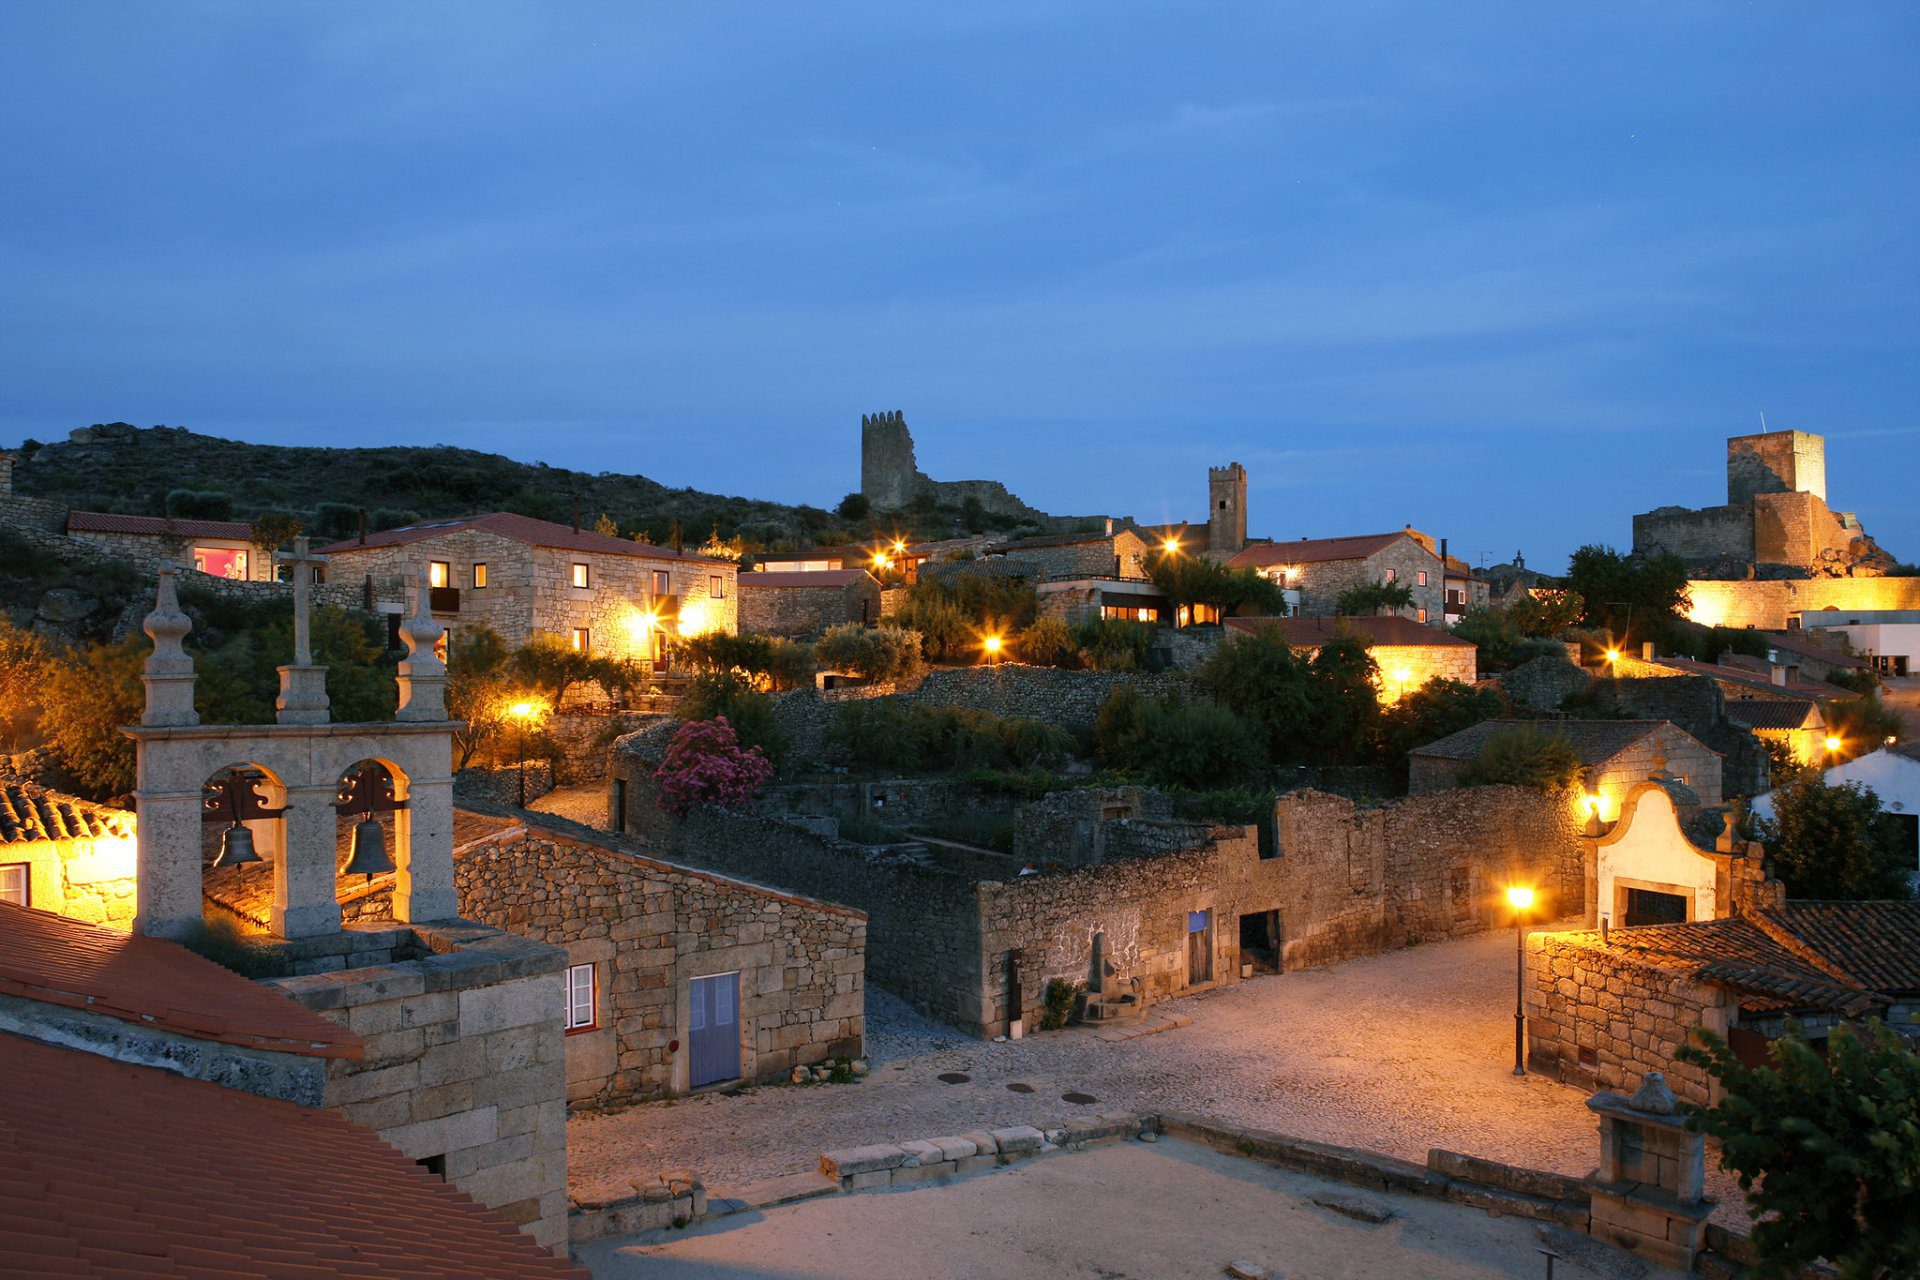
689;972;740;1087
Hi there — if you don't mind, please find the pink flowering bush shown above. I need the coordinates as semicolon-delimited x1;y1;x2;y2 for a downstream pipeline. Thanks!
655;715;775;817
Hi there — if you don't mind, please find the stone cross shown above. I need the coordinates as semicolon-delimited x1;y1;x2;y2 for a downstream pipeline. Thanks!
279;536;328;666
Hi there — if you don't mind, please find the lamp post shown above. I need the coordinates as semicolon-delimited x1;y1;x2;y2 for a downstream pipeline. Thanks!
1507;885;1534;1077
983;634;1003;667
1824;735;1843;765
509;700;539;806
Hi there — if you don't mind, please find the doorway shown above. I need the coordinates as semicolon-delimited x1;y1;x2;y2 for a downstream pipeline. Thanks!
688;972;741;1088
1623;887;1688;927
1238;911;1280;974
1186;909;1213;985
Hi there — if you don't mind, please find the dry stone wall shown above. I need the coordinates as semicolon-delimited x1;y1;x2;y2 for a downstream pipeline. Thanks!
738;576;878;637
1269;786;1586;970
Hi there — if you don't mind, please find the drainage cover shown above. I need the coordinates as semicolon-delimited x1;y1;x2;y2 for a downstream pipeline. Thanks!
937;1072;971;1084
1062;1091;1099;1105
1006;1082;1035;1094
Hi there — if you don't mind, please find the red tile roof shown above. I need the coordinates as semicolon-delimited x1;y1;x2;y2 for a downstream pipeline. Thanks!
1722;699;1825;732
1;783;134;846
0;902;360;1060
0;1032;586;1279
1226;531;1423;570
1225;615;1474;648
739;569;873;588
316;512;729;565
66;510;254;541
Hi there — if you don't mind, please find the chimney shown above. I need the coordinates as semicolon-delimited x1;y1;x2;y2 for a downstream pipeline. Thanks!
1642;641;1656;660
571;498;581;534
1104;517;1114;535
1439;536;1448;567
357;509;367;546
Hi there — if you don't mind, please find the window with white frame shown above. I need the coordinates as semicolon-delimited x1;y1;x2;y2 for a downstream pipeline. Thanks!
709;574;725;599
565;963;596;1031
1417;570;1427;586
0;863;27;908
472;562;488;588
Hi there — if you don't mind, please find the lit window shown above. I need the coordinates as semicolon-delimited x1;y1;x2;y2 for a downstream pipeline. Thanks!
565;963;596;1031
1417;608;1428;623
710;574;725;599
652;569;670;596
571;563;590;589
0;863;27;908
429;561;450;589
571;628;590;653
1383;569;1396;583
472;563;488;588
193;547;248;580
1417;571;1427;586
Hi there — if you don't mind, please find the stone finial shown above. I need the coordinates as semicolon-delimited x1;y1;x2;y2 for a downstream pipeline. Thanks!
140;563;199;727
395;571;448;722
274;536;331;725
1627;1071;1679;1116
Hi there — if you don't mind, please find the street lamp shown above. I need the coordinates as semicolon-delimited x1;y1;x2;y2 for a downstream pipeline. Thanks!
982;634;1003;666
509;700;540;806
1603;647;1621;675
1161;537;1181;556
1824;734;1843;763
1507;885;1535;1077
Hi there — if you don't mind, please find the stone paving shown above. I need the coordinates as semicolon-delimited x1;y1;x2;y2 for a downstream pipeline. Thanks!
525;780;607;827
568;928;1750;1226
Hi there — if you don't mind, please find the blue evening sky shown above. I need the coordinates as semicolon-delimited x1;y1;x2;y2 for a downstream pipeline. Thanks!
2;4;1914;568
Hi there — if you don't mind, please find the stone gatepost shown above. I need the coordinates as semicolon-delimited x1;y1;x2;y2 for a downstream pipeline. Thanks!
132;565;207;938
275;538;331;725
1585;1072;1712;1268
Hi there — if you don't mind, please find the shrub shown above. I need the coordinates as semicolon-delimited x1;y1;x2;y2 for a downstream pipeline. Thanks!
0;617;53;752
310;502;363;542
1039;979;1080;1031
675;631;816;691
836;493;871;520
1093;686;1265;789
1827;695;1905;760
1374;678;1508;779
887;575;1038;662
1072;617;1157;672
680;672;784;764
1756;774;1909;900
36;635;148;799
814;624;923;684
1198;629;1378;765
1146;553;1288;617
1458;726;1584;790
654;716;775;816
1014;617;1078;668
830;702;1073;773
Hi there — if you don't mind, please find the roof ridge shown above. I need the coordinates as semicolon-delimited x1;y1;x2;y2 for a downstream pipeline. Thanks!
1746;909;1868;990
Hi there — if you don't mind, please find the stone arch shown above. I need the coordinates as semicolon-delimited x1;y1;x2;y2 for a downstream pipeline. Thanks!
329;756;411;888
201;760;289;871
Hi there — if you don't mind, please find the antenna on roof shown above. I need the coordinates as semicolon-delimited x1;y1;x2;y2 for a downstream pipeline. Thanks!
1759;410;1768;431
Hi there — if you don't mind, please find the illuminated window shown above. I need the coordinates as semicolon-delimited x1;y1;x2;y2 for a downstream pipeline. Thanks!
472;563;488;588
565;964;596;1031
192;547;248;580
710;574;725;599
0;863;26;908
571;628;590;653
571;563;591;589
1383;569;1396;583
1417;571;1427;586
429;561;450;589
652;569;670;596
433;631;448;664
1418;608;1427;623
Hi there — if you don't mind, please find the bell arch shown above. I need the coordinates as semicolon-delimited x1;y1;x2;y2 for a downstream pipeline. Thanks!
202;761;288;872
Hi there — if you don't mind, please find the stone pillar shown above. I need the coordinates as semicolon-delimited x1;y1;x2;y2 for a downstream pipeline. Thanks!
131;789;205;938
274;783;343;939
140;565;199;727
395;576;449;723
393;775;458;922
276;538;331;725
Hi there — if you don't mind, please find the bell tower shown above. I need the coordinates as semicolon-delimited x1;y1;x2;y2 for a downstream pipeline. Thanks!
1208;462;1247;555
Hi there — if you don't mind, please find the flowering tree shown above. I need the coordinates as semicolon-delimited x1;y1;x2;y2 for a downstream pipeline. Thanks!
655;715;774;817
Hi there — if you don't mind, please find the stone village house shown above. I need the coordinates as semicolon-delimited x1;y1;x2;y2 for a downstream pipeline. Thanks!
736;568;883;638
318;511;739;670
64;509;277;581
1409;719;1725;819
1228;528;1451;623
0;780;138;926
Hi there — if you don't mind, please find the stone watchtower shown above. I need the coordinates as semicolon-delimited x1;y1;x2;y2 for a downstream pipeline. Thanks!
1208;462;1248;555
860;410;926;510
1727;430;1826;505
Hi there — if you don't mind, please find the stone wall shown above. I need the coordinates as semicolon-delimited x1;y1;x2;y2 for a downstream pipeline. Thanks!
1269;786;1587;970
269;922;573;1252
1591;671;1767;800
1727;429;1824;505
448;826;864;1103
1632;504;1753;565
6;830;137;929
1496;655;1592;711
1751;491;1857;568
997;530;1151;582
1524;931;1734;1105
738;576;879;637
68;528;276;581
1008;786;1170;867
1290;537;1445;623
1684;575;1920;630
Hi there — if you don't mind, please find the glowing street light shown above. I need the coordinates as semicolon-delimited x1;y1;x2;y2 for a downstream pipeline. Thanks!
1825;735;1843;760
983;634;1003;665
1507;885;1535;1077
1161;537;1181;556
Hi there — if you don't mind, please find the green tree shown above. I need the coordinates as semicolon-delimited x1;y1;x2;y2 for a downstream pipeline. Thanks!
1678;1022;1920;1279
680;671;785;765
1071;617;1157;672
165;488;234;520
1093;686;1264;789
1826;696;1906;761
1306;636;1383;764
1375;679;1507;778
1509;588;1585;638
1146;552;1289;617
888;575;1036;662
1563;544;1690;636
509;634;639;707
1757;774;1908;899
1459;726;1584;790
0;617;53;752
836;492;872;520
37;636;148;798
1013;617;1078;668
1196;627;1319;760
248;512;303;561
1334;580;1415;617
445;625;514;769
814;624;924;683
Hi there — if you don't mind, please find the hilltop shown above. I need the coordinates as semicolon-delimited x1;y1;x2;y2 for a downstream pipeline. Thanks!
8;422;861;550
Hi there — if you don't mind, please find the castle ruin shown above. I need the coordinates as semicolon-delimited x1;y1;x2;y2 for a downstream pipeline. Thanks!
859;410;1045;520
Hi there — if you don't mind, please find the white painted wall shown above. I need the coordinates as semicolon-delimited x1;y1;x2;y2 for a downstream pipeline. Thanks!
1595;786;1724;928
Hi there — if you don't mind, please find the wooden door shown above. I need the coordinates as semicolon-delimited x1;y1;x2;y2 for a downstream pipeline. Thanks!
1186;910;1212;985
689;972;740;1088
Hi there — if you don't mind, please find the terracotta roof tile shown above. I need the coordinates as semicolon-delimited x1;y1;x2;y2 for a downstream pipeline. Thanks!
739;569;873;588
0;783;134;846
315;512;728;565
1225;615;1474;649
0;902;360;1060
65;511;255;540
1226;531;1422;570
1722;699;1825;731
0;1032;586;1279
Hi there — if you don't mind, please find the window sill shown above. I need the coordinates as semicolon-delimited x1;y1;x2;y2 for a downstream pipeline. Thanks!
565;1024;600;1037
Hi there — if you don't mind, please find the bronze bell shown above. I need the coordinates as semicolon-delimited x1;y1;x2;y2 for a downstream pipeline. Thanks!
213;821;260;868
343;815;395;880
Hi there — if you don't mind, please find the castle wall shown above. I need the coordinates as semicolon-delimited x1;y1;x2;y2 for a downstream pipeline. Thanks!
1727;430;1825;504
1684;576;1920;630
1632;505;1753;565
1751;491;1857;567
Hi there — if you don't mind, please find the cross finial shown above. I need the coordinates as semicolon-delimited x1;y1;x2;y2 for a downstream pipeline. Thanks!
277;536;328;666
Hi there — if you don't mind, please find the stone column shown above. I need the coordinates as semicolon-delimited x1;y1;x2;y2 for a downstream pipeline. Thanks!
393;774;458;922
274;783;343;939
131;788;206;938
395;575;449;723
140;565;199;727
276;538;331;725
